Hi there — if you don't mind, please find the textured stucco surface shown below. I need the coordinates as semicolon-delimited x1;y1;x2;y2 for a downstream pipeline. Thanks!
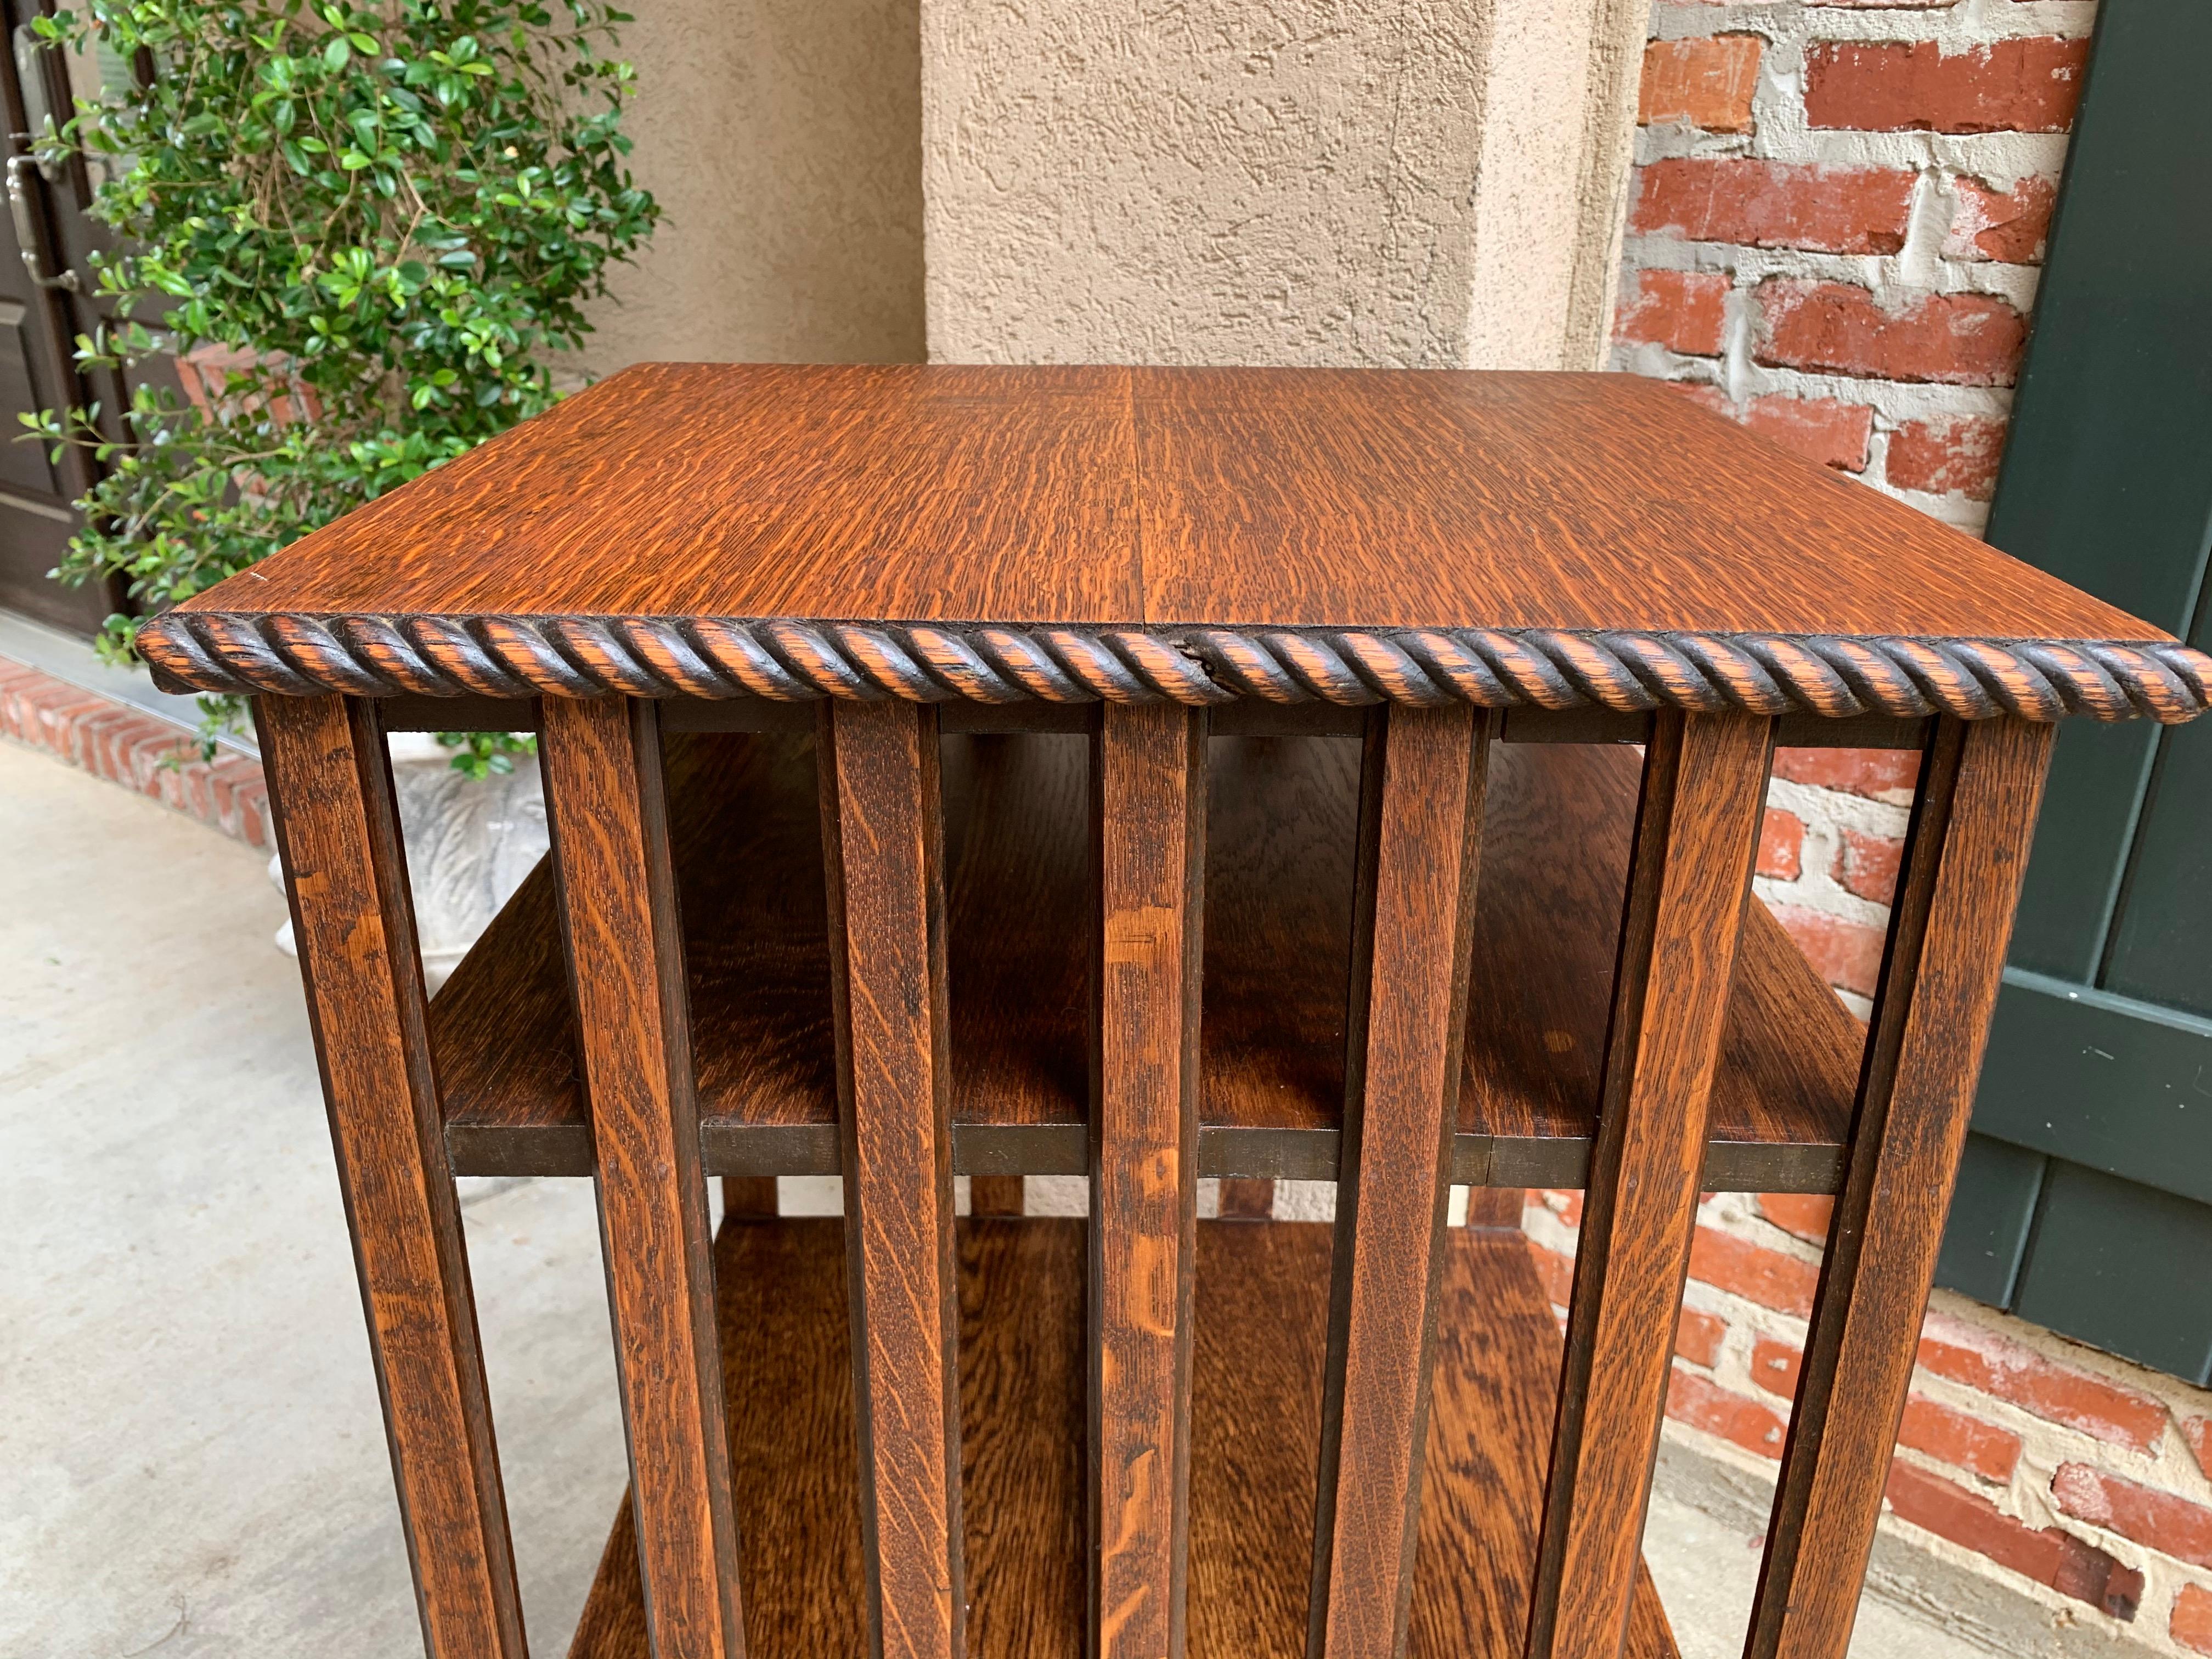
579;0;926;371
922;0;1643;368
1464;0;1646;368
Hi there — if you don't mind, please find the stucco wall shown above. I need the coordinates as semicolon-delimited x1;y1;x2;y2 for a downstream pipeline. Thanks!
578;0;926;373
922;0;1644;369
1463;0;1646;369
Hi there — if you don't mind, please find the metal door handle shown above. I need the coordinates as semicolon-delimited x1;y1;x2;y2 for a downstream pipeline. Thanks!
7;153;76;292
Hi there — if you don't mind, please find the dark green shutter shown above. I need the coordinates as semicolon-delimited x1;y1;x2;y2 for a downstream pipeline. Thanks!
1936;0;2212;1384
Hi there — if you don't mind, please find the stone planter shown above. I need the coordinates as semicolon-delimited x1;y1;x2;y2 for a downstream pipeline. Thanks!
273;732;548;990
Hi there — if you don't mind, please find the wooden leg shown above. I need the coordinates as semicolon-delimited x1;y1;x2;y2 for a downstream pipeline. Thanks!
1525;709;1775;1659
1092;701;1206;1659
1309;704;1491;1659
540;696;744;1659
256;695;526;1659
1746;716;2055;1659
821;699;966;1659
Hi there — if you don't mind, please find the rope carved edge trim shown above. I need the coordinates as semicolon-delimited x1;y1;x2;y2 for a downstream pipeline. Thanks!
134;610;2212;724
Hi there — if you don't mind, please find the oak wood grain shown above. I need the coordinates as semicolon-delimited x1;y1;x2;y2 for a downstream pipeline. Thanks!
723;1177;781;1220
568;1219;864;1659
256;694;526;1659
969;1175;1026;1217
1218;1179;1277;1220
1091;702;1207;1659
820;699;966;1659
1310;707;1490;1659
540;695;744;1659
170;366;2155;652
1526;712;1775;1659
1746;717;2055;1659
1191;1224;1679;1659
960;1222;1090;1658
434;735;1857;1189
573;1219;1676;1659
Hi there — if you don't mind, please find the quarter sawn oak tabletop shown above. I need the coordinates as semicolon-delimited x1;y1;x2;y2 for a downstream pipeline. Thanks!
137;364;2211;725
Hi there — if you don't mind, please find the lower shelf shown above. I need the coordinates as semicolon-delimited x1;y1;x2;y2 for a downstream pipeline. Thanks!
566;1218;1679;1659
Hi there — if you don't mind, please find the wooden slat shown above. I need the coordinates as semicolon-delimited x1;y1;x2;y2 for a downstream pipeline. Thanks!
1091;701;1207;1659
1310;706;1491;1659
1746;716;2055;1659
434;733;1856;1189
255;694;525;1659
820;699;967;1659
1524;710;1775;1659
540;695;743;1659
574;1218;1677;1659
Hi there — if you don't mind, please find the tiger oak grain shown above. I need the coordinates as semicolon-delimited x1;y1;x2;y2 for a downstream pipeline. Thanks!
257;695;527;1659
540;696;745;1659
1525;713;1775;1659
819;700;967;1659
175;366;2151;648
1748;718;2054;1659
1091;703;1207;1659
1310;707;1491;1659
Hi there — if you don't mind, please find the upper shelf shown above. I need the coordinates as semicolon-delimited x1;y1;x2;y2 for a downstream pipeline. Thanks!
434;727;1860;1192
133;366;2209;724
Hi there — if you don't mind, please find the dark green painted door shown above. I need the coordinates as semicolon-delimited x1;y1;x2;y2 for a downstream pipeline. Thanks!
1934;0;2212;1384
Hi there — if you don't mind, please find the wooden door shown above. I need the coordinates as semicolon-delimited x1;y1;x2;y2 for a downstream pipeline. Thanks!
0;1;122;633
1937;0;2212;1385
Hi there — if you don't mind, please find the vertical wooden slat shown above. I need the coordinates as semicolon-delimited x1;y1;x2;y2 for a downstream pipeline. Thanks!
1524;709;1775;1659
255;694;526;1659
1091;699;1207;1659
1746;715;2055;1659
820;698;967;1659
541;695;744;1659
1308;704;1491;1659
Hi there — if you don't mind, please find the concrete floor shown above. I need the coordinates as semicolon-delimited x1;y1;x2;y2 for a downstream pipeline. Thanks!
2;742;628;1656
3;737;2109;1656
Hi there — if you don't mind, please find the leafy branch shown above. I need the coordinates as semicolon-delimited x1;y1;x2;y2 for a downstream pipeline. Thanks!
30;0;658;764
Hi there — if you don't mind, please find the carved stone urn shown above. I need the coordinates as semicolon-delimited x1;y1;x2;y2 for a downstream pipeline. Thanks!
272;732;546;990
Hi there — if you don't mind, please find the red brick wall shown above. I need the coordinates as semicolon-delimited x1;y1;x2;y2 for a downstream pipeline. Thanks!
1526;1186;2212;1650
1604;3;2212;1649
0;657;269;848
1612;3;2083;528
1610;0;2094;1015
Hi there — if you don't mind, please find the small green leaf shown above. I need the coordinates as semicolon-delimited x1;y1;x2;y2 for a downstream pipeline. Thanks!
25;0;659;660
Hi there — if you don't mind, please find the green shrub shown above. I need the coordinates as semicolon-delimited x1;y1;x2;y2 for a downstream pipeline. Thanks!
29;0;658;763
